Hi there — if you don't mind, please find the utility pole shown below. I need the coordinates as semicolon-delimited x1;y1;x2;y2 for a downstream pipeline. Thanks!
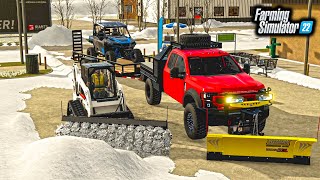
157;0;160;52
304;0;313;75
16;0;24;64
21;0;28;54
176;0;180;43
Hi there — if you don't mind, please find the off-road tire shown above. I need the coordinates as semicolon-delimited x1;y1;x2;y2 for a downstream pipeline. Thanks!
145;78;161;105
184;103;207;139
180;34;211;48
105;51;117;62
132;49;144;63
87;47;97;57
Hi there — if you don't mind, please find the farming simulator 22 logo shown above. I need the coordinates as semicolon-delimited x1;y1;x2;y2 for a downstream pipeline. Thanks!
253;7;315;36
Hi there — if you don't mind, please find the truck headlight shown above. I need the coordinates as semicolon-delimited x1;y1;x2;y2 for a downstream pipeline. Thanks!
202;93;213;100
225;96;244;104
258;93;273;101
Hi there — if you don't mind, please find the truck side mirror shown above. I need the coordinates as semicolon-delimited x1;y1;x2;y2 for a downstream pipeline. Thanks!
243;63;250;74
170;67;179;78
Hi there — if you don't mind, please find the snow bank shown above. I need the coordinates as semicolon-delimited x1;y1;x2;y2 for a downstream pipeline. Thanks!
127;25;136;31
131;28;157;40
16;136;228;180
198;19;254;28
28;25;72;48
251;67;320;90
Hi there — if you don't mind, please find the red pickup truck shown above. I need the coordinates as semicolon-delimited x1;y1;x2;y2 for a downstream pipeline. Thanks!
141;34;272;139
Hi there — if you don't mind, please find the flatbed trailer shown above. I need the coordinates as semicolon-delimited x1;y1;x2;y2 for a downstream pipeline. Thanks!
73;52;140;77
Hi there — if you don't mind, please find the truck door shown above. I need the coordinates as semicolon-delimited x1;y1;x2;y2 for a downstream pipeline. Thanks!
163;53;186;103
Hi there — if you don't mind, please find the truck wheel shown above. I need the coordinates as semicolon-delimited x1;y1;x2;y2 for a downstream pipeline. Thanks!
87;47;97;56
184;103;207;139
145;78;161;105
180;34;211;48
105;51;117;62
132;49;144;63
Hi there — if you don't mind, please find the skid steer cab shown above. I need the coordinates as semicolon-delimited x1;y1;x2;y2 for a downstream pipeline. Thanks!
70;62;133;118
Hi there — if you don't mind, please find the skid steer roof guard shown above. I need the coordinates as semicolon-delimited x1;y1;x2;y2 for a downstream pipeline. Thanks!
207;134;317;165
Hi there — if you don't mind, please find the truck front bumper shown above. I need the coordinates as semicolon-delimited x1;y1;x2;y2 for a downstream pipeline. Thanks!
199;101;271;126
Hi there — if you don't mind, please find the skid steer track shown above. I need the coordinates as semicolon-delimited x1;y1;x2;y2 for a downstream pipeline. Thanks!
68;100;87;116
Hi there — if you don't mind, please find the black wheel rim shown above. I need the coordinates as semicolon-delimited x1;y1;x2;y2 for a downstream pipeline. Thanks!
186;112;194;133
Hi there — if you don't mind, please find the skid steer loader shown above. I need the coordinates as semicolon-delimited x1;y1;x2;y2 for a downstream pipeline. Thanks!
56;60;171;157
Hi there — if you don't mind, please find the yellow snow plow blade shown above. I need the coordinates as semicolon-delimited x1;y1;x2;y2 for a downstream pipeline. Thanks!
207;134;317;165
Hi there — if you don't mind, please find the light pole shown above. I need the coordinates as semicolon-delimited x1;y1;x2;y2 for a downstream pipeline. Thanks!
21;0;28;54
304;0;313;75
176;0;180;43
16;0;24;64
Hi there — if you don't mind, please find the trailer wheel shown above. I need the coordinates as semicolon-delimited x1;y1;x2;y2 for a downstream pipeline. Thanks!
87;47;97;56
180;34;211;48
184;103;207;139
145;78;161;105
132;49;144;63
105;51;117;62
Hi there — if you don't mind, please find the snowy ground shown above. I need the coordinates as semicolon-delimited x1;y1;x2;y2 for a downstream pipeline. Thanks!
0;47;228;179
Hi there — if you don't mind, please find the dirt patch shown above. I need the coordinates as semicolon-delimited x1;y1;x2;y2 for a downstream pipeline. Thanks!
22;88;72;138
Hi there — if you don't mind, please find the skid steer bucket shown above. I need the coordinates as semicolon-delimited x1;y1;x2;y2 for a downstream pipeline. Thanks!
56;115;171;158
207;134;317;165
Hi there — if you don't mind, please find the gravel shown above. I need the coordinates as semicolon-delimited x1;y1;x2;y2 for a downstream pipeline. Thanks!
56;122;172;158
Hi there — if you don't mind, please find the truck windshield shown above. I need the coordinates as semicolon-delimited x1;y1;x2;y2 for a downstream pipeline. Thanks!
188;56;242;76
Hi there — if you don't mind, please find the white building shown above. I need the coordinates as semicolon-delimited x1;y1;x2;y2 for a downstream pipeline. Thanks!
164;0;271;23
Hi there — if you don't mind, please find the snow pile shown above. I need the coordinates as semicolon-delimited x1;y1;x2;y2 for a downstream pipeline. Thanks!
201;19;223;28
15;136;228;180
28;25;72;48
199;19;254;28
131;28;157;40
251;66;320;90
56;123;172;158
127;25;136;31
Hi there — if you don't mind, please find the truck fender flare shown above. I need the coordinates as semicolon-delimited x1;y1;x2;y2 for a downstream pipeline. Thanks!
183;89;201;108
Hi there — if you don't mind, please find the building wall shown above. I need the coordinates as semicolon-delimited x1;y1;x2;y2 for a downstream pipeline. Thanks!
167;0;270;21
123;0;138;19
271;4;320;65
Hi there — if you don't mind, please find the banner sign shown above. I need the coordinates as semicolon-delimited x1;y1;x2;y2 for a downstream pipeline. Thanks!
0;0;51;33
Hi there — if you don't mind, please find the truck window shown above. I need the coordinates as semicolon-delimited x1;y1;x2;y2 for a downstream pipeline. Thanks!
188;56;241;75
175;55;185;73
223;56;242;74
167;53;178;69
